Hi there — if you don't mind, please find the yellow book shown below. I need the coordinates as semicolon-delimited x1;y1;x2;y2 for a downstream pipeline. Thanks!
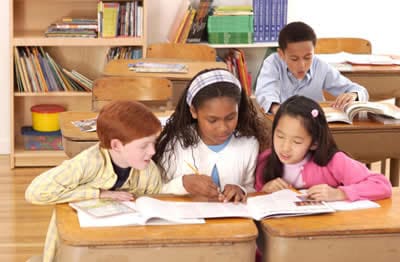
102;2;120;38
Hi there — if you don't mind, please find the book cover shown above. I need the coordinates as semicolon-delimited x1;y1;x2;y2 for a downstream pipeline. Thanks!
186;0;212;43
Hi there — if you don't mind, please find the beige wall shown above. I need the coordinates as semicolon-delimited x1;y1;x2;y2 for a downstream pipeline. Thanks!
1;0;400;154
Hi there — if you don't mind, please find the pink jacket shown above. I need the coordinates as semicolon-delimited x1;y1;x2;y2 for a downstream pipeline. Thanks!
255;149;392;201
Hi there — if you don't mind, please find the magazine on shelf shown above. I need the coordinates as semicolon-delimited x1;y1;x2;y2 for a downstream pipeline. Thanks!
69;199;205;227
323;101;400;124
128;62;188;73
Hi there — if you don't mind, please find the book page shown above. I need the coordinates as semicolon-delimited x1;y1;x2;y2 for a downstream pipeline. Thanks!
128;62;188;73
327;200;380;211
247;189;335;220
323;106;352;124
135;197;251;220
69;199;136;218
71;117;97;132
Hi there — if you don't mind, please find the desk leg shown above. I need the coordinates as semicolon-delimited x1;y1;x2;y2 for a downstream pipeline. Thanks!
390;159;399;186
390;97;400;187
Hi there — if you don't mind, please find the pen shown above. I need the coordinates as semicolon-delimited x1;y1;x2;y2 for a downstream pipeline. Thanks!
184;160;199;175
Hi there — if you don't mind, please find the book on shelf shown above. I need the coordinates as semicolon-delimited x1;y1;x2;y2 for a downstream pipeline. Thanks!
186;0;212;43
69;199;205;227
128;62;188;73
167;0;191;43
323;101;400;124
14;47;93;93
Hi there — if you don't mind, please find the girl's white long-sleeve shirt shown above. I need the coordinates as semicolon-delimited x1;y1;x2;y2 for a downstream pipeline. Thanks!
160;135;259;194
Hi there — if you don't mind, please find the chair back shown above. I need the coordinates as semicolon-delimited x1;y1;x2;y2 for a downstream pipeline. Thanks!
92;76;173;111
315;38;372;54
146;43;216;61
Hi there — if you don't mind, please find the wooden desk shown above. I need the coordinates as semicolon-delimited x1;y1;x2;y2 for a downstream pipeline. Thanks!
264;114;400;186
103;58;227;105
55;197;258;262
59;111;174;158
341;64;400;106
258;187;400;262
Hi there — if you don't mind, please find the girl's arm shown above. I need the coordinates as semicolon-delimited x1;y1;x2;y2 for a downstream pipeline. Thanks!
328;152;392;201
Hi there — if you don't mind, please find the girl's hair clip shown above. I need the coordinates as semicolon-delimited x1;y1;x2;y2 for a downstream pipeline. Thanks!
311;109;319;118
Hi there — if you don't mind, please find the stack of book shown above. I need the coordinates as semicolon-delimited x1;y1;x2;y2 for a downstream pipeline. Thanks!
224;49;252;95
97;0;143;38
45;18;98;38
14;47;93;92
207;6;254;44
106;47;143;62
253;0;288;42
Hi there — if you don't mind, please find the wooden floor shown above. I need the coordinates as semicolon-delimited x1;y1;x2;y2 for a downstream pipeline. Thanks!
0;156;52;262
0;155;389;262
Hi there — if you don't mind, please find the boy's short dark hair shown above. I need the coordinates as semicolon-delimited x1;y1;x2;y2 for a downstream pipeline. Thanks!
278;21;317;51
96;100;161;149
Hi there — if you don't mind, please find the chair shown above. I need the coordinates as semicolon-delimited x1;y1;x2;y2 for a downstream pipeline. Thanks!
91;76;173;112
146;43;216;61
315;38;372;101
315;38;372;54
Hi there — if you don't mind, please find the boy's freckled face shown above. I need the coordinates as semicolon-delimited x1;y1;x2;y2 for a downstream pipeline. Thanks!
190;97;239;145
117;133;159;169
278;41;314;80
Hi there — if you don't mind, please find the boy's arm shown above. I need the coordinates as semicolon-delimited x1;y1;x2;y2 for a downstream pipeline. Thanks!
255;55;282;113
25;156;100;205
323;64;369;102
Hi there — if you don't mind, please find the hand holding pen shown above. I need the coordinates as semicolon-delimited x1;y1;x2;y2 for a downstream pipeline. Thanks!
183;161;220;199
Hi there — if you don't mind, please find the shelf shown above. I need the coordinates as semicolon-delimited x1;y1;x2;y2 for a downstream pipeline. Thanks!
13;148;68;167
13;31;146;46
208;42;278;49
14;91;92;97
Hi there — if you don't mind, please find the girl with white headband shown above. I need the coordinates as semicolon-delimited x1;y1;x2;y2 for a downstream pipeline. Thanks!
153;69;269;202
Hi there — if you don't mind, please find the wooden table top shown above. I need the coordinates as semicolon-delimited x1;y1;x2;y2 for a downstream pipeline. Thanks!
56;196;258;246
102;58;227;80
59;111;173;141
261;187;400;237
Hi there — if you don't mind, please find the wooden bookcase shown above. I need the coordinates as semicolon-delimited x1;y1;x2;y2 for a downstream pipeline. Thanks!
10;0;148;167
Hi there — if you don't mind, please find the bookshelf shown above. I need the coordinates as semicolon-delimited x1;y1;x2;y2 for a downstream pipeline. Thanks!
10;0;148;167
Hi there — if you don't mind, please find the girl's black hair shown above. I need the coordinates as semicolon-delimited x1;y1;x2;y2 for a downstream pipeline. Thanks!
262;95;339;184
153;68;270;179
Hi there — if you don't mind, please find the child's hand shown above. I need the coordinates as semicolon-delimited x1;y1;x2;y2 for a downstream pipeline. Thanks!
306;184;347;201
99;190;135;201
219;184;246;203
183;174;220;198
261;178;291;193
332;92;357;109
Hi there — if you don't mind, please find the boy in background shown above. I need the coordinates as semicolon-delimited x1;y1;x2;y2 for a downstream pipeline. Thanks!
255;21;368;114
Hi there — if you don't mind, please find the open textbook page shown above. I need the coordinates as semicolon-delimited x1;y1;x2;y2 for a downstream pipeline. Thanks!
134;190;335;221
316;51;400;65
323;101;400;124
70;199;205;227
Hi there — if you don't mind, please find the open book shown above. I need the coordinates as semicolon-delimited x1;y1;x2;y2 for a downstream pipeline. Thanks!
128;62;188;73
323;101;400;124
129;190;336;221
69;199;205;227
316;51;400;65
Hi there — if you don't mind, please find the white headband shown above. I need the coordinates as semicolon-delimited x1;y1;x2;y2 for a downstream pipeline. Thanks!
186;70;242;106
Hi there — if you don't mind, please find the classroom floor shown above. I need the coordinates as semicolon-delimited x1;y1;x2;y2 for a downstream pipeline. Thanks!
0;156;389;262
